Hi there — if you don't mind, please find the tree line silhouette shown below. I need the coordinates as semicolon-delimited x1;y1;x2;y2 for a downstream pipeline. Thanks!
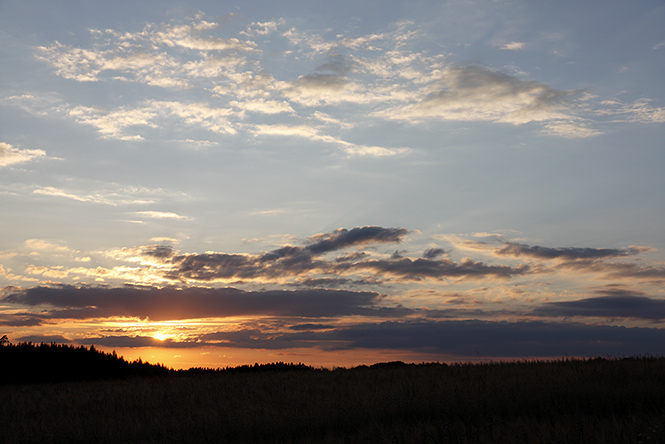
0;335;439;384
0;336;333;383
0;336;173;383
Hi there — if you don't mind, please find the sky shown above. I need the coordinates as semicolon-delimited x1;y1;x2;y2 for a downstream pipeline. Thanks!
1;0;664;369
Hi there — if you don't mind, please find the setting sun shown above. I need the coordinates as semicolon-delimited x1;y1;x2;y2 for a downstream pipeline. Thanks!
153;333;167;341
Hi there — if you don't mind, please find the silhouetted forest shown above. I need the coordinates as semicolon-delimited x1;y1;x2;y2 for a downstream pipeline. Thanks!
3;336;665;443
0;336;172;383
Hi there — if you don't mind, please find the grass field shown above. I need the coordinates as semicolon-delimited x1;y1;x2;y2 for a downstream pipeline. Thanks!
2;356;665;443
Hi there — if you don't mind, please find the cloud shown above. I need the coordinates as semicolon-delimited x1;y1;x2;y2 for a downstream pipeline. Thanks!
2;284;399;321
0;314;44;327
134;211;187;220
30;15;664;150
597;98;665;124
534;291;665;321
0;265;22;281
341;257;528;282
36;17;257;87
32;185;160;205
241;20;284;36
251;124;409;157
24;239;76;253
494;242;647;261
446;237;663;282
328;319;665;357
67;318;665;358
69;101;236;140
499;42;525;50
14;334;72;344
43;226;524;286
306;227;408;254
487;241;664;281
69;105;158;140
541;120;602;138
230;99;294;114
380;65;592;136
0;142;46;167
121;226;527;284
423;248;445;259
281;73;364;106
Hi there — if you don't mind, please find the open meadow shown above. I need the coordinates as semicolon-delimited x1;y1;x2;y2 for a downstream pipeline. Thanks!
2;349;665;443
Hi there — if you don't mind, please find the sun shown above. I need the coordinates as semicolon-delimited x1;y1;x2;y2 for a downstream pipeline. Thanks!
153;333;167;341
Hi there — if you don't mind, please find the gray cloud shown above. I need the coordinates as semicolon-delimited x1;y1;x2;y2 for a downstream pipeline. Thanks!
423;248;445;259
73;319;665;359
0;315;45;327
15;334;72;344
2;285;400;321
411;66;579;123
490;242;663;281
78;335;181;348
142;227;525;283
534;291;665;320
305;226;408;254
330;320;665;358
495;242;645;261
340;257;528;281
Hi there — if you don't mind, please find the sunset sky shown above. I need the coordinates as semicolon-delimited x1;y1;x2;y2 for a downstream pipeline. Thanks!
1;0;664;369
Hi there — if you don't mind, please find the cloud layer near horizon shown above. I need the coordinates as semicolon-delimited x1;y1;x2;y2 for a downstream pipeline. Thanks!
2;225;665;359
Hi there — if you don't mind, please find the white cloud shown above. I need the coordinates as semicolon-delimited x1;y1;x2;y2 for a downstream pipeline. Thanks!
24;239;76;253
541;121;602;138
230;99;294;114
310;111;354;129
68;100;236;140
31;185;173;206
251;124;409;157
249;208;290;216
377;65;594;136
30;15;663;146
153;101;237;134
151;237;180;243
499;42;525;50
0;142;46;167
33;186;102;203
596;98;665;124
69;106;158;140
35;17;257;89
241;19;284;36
134;211;188;220
620;99;665;124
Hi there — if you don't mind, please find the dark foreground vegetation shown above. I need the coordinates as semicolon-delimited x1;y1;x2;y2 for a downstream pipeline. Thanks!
2;340;665;443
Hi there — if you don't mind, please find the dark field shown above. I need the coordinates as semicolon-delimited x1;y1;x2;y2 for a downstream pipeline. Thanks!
2;355;665;443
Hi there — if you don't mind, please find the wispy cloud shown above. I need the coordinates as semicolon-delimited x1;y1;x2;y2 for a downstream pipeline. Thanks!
499;41;525;50
31;183;187;206
134;211;188;220
32;186;159;205
31;14;656;144
379;66;589;134
0;142;46;167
